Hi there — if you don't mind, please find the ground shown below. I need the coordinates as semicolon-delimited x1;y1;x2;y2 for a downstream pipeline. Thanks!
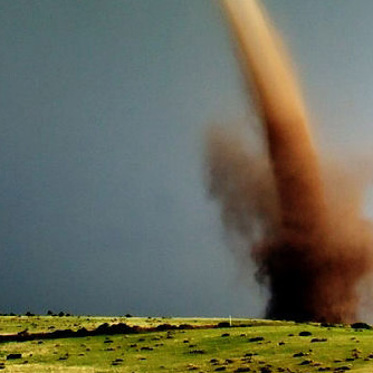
0;316;372;372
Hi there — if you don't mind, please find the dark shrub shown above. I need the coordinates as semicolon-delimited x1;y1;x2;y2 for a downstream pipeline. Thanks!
156;324;177;331
217;322;230;328
179;324;193;330
351;322;371;330
299;331;312;336
249;336;264;342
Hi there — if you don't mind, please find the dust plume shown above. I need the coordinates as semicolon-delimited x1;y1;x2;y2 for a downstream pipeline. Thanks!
207;0;373;322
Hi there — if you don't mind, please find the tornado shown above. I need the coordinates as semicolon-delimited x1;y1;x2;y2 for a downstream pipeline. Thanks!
207;0;373;322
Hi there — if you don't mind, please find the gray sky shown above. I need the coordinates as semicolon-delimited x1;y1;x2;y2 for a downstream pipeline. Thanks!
2;0;373;317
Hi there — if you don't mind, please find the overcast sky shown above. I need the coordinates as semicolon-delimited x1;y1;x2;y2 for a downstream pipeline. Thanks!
2;0;373;317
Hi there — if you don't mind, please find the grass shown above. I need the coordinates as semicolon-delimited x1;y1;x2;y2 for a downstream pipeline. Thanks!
0;316;372;372
0;315;259;335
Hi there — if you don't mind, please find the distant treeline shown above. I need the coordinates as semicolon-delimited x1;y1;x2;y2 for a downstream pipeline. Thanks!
0;311;134;317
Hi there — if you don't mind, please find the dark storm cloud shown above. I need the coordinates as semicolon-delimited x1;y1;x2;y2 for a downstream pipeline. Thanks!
0;0;260;316
1;0;373;319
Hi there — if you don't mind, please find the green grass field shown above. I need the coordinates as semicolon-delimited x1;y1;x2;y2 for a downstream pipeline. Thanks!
0;316;372;372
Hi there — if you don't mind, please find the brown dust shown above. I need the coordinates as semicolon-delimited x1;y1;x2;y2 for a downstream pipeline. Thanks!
207;0;373;323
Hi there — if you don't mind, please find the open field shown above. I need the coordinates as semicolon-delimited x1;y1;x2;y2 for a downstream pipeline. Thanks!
0;316;372;372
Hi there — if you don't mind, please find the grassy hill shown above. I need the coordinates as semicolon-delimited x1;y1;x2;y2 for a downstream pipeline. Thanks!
0;316;372;372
